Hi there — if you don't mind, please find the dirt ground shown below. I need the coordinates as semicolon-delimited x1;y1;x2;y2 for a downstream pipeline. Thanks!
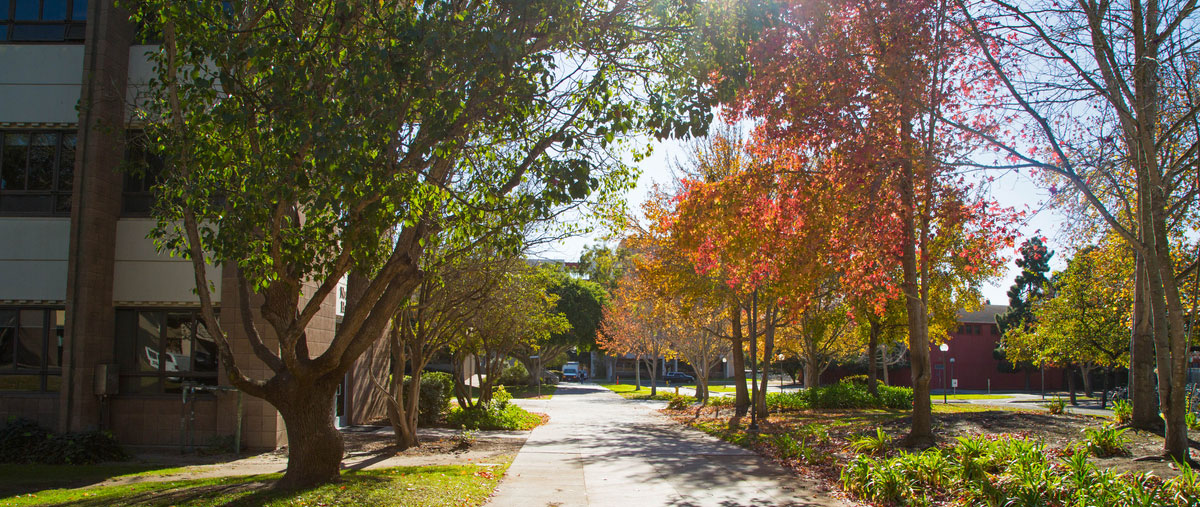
668;405;1200;491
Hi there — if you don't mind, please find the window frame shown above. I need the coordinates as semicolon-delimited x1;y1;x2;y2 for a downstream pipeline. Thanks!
0;130;76;216
0;306;64;393
1;0;87;44
114;308;220;396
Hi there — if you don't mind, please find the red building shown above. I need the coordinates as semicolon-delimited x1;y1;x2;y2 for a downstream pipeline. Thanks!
885;305;1064;392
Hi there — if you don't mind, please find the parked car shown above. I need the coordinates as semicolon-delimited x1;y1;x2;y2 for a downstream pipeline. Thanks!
662;372;695;384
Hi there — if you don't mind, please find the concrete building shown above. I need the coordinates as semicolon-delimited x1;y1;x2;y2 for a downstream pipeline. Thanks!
0;1;385;451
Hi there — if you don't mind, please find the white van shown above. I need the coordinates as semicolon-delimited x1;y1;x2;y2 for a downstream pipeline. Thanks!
562;362;581;381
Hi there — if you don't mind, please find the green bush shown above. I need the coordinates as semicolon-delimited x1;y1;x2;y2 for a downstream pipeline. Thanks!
0;417;127;465
496;362;530;386
444;385;540;431
404;371;454;425
1045;396;1068;415
666;394;694;410
765;383;913;411
1186;411;1199;431
840;374;876;386
841;434;1199;506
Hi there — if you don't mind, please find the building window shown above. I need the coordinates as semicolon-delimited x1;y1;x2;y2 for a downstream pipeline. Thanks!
0;308;64;392
114;309;219;394
0;130;75;215
121;132;162;216
1;0;87;43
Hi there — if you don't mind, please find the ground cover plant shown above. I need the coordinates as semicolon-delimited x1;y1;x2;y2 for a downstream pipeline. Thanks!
0;460;512;507
664;388;1200;505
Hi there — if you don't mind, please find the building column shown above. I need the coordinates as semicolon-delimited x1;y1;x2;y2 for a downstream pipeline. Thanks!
58;0;133;433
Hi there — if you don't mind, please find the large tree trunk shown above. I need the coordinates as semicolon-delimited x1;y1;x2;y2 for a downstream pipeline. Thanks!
648;355;659;396
1067;366;1077;406
866;321;880;397
1081;363;1093;397
899;127;933;447
1130;255;1163;430
275;381;343;490
729;304;750;417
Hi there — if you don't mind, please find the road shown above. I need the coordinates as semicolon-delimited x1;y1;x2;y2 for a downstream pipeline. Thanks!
487;383;846;507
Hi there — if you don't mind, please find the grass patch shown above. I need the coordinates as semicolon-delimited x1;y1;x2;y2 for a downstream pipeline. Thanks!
0;459;512;507
0;464;193;497
929;394;1014;400
597;383;677;400
502;384;557;399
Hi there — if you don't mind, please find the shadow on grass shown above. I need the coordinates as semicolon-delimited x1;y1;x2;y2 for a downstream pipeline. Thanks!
0;463;182;498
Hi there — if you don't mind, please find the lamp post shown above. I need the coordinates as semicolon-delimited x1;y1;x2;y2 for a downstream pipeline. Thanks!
939;343;949;404
949;357;956;395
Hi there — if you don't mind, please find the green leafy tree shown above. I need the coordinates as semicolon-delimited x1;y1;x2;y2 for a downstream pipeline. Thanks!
512;266;607;385
132;0;713;488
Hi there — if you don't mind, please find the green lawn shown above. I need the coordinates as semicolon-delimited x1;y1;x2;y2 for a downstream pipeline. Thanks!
929;394;1014;400
0;460;511;507
0;464;193;498
597;382;678;400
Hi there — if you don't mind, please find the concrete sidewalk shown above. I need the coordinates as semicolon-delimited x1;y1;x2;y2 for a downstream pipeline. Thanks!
487;383;846;507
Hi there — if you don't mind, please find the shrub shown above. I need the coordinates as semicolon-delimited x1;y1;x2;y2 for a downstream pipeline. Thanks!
1186;411;1199;431
444;385;541;431
1083;427;1130;457
0;417;127;465
877;385;914;410
666;394;694;410
1110;399;1132;426
850;428;891;456
404;371;454;425
839;374;873;386
1045;396;1068;415
766;383;912;411
496;362;530;386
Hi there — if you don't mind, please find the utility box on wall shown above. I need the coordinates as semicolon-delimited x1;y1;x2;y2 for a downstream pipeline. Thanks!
94;364;119;396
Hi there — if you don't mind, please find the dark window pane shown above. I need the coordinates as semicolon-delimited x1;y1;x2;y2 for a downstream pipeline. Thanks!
164;312;190;373
135;311;161;373
11;23;65;40
0;375;41;391
45;374;61;392
2;133;28;191
13;0;37;20
194;316;218;373
0;0;10;20
49;310;63;367
17;309;44;369
0;194;53;213
0;26;8;40
114;310;137;371
71;0;85;20
0;311;15;370
54;194;71;213
64;22;83;40
41;0;65;20
120;375;157;394
28;133;56;191
57;133;74;192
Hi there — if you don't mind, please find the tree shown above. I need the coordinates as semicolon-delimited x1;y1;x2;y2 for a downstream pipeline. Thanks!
953;0;1200;461
453;262;569;409
1003;243;1133;406
133;0;713;487
729;0;1015;445
512;267;606;386
995;237;1054;387
663;298;730;405
375;245;513;450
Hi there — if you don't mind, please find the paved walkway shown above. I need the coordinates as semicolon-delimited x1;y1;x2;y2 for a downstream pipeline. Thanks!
487;383;846;507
